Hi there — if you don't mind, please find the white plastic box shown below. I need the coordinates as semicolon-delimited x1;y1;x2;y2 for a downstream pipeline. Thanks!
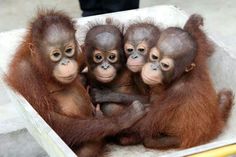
0;5;235;157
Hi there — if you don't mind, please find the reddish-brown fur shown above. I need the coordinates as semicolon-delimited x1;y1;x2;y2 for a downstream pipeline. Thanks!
140;14;234;149
115;14;234;148
84;22;149;116
5;10;146;156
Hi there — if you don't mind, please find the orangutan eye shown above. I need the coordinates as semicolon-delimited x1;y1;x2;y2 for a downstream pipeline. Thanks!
95;54;102;60
93;53;104;63
161;62;169;68
66;48;72;53
65;47;75;57
50;50;62;62
138;48;145;52
108;53;118;63
125;43;134;54
151;54;159;60
109;54;115;60
149;47;160;62
160;58;174;71
54;52;60;57
127;48;133;52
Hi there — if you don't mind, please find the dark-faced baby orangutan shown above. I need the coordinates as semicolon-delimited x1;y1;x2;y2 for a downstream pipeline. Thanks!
123;22;161;94
139;14;234;149
5;10;147;157
83;20;149;117
124;22;161;73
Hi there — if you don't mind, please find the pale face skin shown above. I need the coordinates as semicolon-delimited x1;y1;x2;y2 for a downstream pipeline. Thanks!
124;24;160;73
141;27;196;86
141;48;174;85
85;25;124;84
92;50;118;83
43;25;79;84
125;41;148;72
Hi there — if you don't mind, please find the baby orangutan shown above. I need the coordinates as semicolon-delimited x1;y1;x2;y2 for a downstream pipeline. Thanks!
124;22;160;73
5;10;147;156
85;22;162;146
83;20;149;117
139;14;234;149
87;22;161;115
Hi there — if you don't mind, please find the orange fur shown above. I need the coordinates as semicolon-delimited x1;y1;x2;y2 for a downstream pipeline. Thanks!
141;14;234;149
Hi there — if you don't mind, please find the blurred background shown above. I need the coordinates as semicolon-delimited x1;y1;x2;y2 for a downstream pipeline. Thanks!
0;0;235;37
1;0;235;52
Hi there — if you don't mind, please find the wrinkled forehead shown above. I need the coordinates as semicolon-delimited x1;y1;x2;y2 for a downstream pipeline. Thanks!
127;27;151;44
94;32;120;51
158;31;195;57
44;24;75;45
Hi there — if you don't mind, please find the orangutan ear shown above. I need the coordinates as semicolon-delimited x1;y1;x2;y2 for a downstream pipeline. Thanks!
185;63;196;72
28;43;36;56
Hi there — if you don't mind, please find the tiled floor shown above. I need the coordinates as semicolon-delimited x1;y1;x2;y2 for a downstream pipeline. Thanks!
0;129;48;157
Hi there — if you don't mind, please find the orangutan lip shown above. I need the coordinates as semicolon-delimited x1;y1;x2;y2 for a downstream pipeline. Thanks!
142;74;158;83
61;74;76;80
97;75;113;79
127;64;143;67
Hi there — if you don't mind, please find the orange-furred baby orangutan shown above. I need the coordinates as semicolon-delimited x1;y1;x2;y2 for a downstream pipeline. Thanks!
5;10;147;156
139;14;234;149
